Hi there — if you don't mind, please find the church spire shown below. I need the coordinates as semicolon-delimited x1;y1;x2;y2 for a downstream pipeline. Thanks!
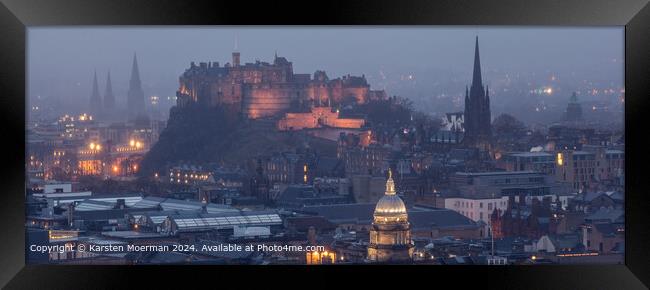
472;36;483;89
130;53;141;87
90;70;102;114
127;52;145;121
103;70;115;111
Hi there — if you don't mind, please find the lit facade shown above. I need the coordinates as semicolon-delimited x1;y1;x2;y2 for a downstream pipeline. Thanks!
367;170;414;263
175;52;386;119
277;106;365;131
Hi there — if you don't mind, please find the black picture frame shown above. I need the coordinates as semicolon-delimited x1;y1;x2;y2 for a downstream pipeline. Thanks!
1;0;649;288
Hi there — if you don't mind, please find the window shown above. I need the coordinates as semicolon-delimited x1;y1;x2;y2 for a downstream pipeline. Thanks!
480;202;483;208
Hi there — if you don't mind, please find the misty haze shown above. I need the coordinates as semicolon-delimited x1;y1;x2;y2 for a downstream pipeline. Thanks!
28;27;623;127
26;27;625;266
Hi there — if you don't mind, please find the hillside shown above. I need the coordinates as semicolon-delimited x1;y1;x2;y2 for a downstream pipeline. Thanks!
138;104;336;177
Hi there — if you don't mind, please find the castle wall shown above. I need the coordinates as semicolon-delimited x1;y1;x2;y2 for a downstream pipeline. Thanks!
210;79;243;106
332;118;365;129
243;84;304;119
277;107;365;130
176;55;381;118
343;86;369;104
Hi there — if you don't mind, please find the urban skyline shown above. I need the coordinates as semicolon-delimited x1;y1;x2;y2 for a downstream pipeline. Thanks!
28;27;623;125
26;28;624;265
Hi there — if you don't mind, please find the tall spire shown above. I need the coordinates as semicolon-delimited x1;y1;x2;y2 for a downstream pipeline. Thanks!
130;53;141;87
127;52;145;121
90;70;102;114
103;70;115;110
464;36;492;152
472;36;483;89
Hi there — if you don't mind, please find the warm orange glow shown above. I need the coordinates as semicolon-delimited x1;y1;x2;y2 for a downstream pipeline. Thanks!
130;139;136;147
557;153;563;166
78;160;102;175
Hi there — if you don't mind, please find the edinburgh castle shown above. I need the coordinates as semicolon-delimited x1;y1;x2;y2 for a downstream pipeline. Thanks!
175;52;387;119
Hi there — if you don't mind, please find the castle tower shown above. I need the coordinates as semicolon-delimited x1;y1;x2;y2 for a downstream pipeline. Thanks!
103;70;115;113
89;70;102;116
367;169;414;263
127;53;146;121
463;36;492;152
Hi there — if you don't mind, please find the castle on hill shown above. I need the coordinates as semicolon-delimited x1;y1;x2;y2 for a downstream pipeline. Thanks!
175;52;387;119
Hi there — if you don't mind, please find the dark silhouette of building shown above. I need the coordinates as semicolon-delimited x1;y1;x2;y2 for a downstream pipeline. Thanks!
490;194;561;239
250;158;271;203
127;53;146;121
103;70;116;114
463;37;492;152
89;70;102;116
564;92;583;122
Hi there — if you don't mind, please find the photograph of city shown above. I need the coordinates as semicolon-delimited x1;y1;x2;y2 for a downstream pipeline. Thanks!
25;27;624;265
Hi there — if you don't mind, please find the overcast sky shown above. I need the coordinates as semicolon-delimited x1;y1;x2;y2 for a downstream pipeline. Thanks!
28;26;623;109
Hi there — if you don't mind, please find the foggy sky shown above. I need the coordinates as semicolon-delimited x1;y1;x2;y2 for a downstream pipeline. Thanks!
28;26;623;112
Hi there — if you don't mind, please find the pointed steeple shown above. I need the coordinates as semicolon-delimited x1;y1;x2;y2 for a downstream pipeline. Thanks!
127;52;145;121
103;70;115;110
130;53;141;87
472;36;483;89
464;36;492;152
90;70;102;114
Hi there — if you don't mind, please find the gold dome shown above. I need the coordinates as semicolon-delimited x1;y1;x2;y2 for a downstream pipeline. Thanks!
374;169;407;216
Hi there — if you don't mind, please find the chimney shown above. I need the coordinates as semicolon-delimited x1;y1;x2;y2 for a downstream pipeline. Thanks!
232;52;240;67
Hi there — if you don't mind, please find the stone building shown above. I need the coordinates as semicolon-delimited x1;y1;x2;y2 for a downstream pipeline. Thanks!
563;92;584;122
175;52;386;119
277;106;365;131
367;170;414;263
463;37;492;152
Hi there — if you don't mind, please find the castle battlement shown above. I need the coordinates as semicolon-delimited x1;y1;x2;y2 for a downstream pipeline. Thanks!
176;52;385;119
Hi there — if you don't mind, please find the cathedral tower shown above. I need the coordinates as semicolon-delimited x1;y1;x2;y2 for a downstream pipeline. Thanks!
367;169;414;263
127;53;146;121
463;36;492;152
89;70;102;116
103;70;115;114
